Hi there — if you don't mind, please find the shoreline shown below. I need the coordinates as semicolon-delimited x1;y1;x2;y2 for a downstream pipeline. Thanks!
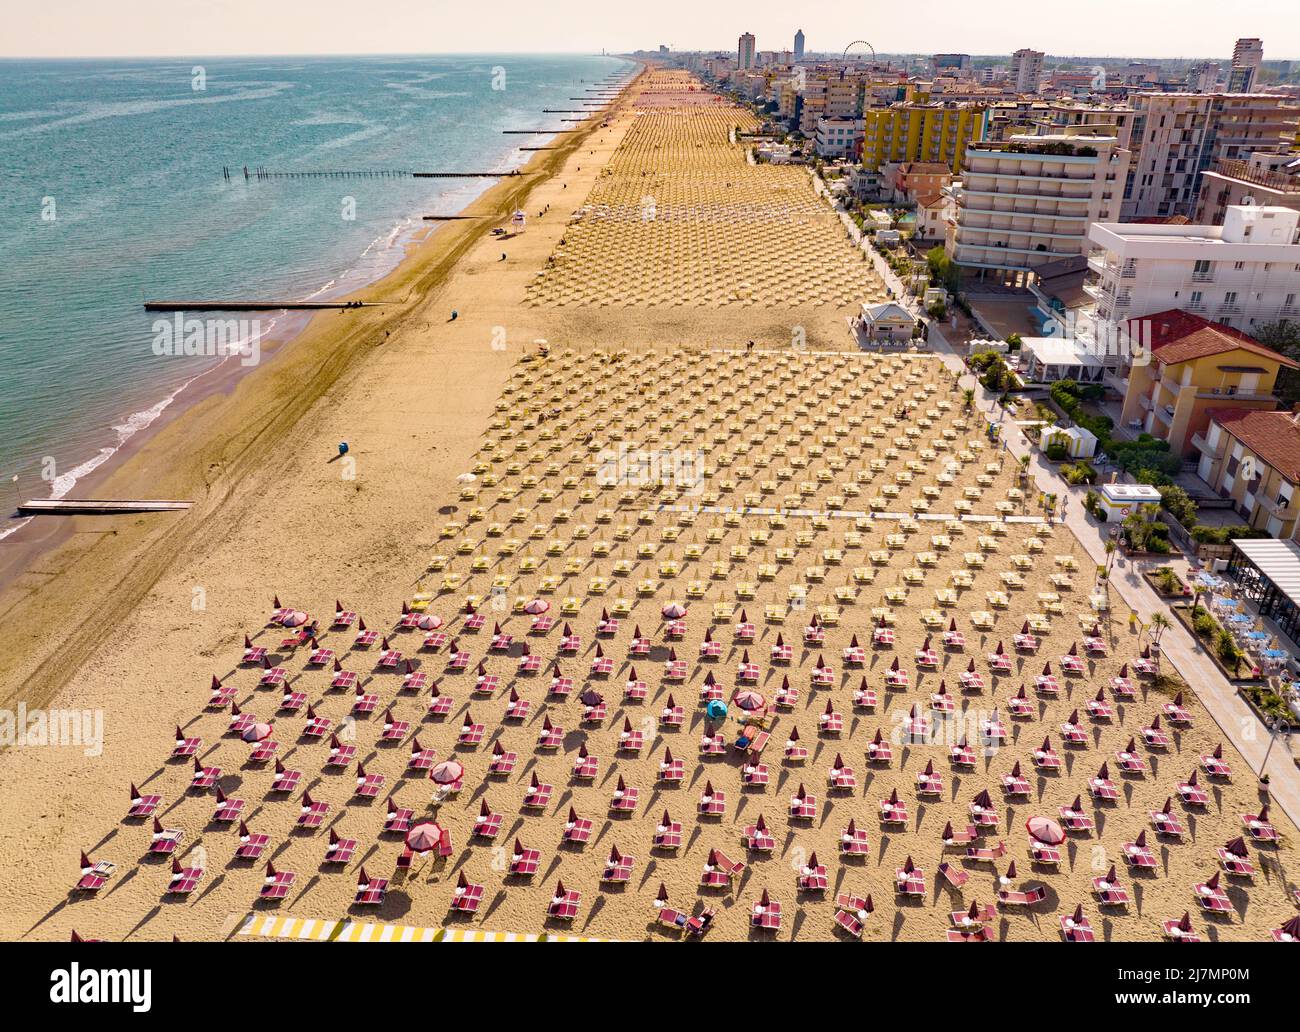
0;61;634;564
0;62;643;712
0;61;636;589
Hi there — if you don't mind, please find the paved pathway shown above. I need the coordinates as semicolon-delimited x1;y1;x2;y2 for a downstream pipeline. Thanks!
924;324;1300;827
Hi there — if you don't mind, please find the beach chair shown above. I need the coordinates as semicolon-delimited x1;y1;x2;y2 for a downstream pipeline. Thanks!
1194;874;1231;914
654;811;683;851
189;757;221;792
352;867;388;907
1060;906;1095;942
235;822;268;862
560;806;593;845
294;790;329;829
997;885;1047;907
260;862;295;902
450;872;484;914
698;782;726;817
126;784;162;820
937;862;969;890
744;816;777;852
1092;867;1130;907
751;890;782;931
1200;745;1233;779
1150;798;1185;838
896;859;926;897
1162;914;1202;942
966;840;1007;863
212;788;244;823
1242;807;1278;843
609;777;639;814
508;839;541;878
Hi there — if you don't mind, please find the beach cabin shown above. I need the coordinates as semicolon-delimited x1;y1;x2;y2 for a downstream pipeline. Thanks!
858;302;916;343
1095;482;1161;523
1043;425;1097;459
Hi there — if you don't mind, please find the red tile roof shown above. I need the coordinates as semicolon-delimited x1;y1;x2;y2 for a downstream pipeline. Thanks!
1124;309;1299;370
1208;407;1300;483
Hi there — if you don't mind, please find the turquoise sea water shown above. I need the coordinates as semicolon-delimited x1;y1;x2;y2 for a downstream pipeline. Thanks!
0;54;629;522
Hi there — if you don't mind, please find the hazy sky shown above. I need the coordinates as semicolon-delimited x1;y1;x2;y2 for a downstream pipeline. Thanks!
6;0;1296;60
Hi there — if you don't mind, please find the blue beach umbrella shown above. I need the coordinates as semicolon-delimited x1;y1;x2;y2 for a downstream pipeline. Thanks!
705;700;728;721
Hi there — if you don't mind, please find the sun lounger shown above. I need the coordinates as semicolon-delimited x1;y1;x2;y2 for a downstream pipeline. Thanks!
997;885;1047;907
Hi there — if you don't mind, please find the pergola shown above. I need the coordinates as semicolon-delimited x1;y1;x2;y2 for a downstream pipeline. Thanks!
1226;538;1300;645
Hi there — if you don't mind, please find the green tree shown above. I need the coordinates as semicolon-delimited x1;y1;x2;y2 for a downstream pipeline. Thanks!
1256;320;1300;406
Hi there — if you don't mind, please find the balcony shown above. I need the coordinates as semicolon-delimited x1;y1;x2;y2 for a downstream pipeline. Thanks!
1190;431;1225;458
1217;303;1244;316
1256;495;1300;521
1191;270;1215;284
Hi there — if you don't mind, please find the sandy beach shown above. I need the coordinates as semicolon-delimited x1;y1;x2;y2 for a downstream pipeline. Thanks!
0;68;1295;944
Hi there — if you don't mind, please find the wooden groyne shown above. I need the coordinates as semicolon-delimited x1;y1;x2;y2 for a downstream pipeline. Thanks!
227;167;523;181
143;301;383;312
412;171;524;178
18;499;192;516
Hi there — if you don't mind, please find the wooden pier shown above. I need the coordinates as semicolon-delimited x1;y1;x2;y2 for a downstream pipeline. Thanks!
18;499;192;516
143;300;383;312
412;171;523;178
230;167;522;181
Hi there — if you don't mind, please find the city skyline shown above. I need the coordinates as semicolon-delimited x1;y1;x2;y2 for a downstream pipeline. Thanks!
4;0;1299;60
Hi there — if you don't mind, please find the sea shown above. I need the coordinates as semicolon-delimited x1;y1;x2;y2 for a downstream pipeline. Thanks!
0;53;630;533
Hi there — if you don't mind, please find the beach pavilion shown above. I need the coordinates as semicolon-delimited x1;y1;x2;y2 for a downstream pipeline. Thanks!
1020;337;1105;384
857;302;916;343
1225;537;1300;646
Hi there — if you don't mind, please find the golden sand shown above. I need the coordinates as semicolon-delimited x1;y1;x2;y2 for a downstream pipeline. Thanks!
0;70;1294;943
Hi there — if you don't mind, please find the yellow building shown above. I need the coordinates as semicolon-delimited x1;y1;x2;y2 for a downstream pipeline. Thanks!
860;104;989;173
1196;408;1300;538
1119;310;1298;457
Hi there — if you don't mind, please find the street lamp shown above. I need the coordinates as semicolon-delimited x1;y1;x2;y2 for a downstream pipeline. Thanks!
1259;713;1288;783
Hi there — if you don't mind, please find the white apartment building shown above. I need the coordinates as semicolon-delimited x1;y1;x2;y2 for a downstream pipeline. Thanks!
1086;205;1300;330
945;131;1128;286
1010;49;1045;94
814;116;864;159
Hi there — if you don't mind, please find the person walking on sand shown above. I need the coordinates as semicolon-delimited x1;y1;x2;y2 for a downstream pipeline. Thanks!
746;340;754;354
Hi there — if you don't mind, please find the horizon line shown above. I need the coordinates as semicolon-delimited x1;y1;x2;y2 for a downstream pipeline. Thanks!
3;49;1299;63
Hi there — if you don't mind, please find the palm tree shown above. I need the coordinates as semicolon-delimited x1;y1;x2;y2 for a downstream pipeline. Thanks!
1103;539;1118;575
962;387;975;411
1149;611;1171;645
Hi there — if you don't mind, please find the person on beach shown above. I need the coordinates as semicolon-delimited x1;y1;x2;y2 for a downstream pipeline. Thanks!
450;310;458;321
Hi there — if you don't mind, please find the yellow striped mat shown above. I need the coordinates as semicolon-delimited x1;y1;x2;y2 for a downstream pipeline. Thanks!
236;913;608;942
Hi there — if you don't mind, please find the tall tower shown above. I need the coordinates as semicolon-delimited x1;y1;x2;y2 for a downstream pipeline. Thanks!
738;32;756;70
1229;37;1263;92
794;29;805;61
1009;48;1045;94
